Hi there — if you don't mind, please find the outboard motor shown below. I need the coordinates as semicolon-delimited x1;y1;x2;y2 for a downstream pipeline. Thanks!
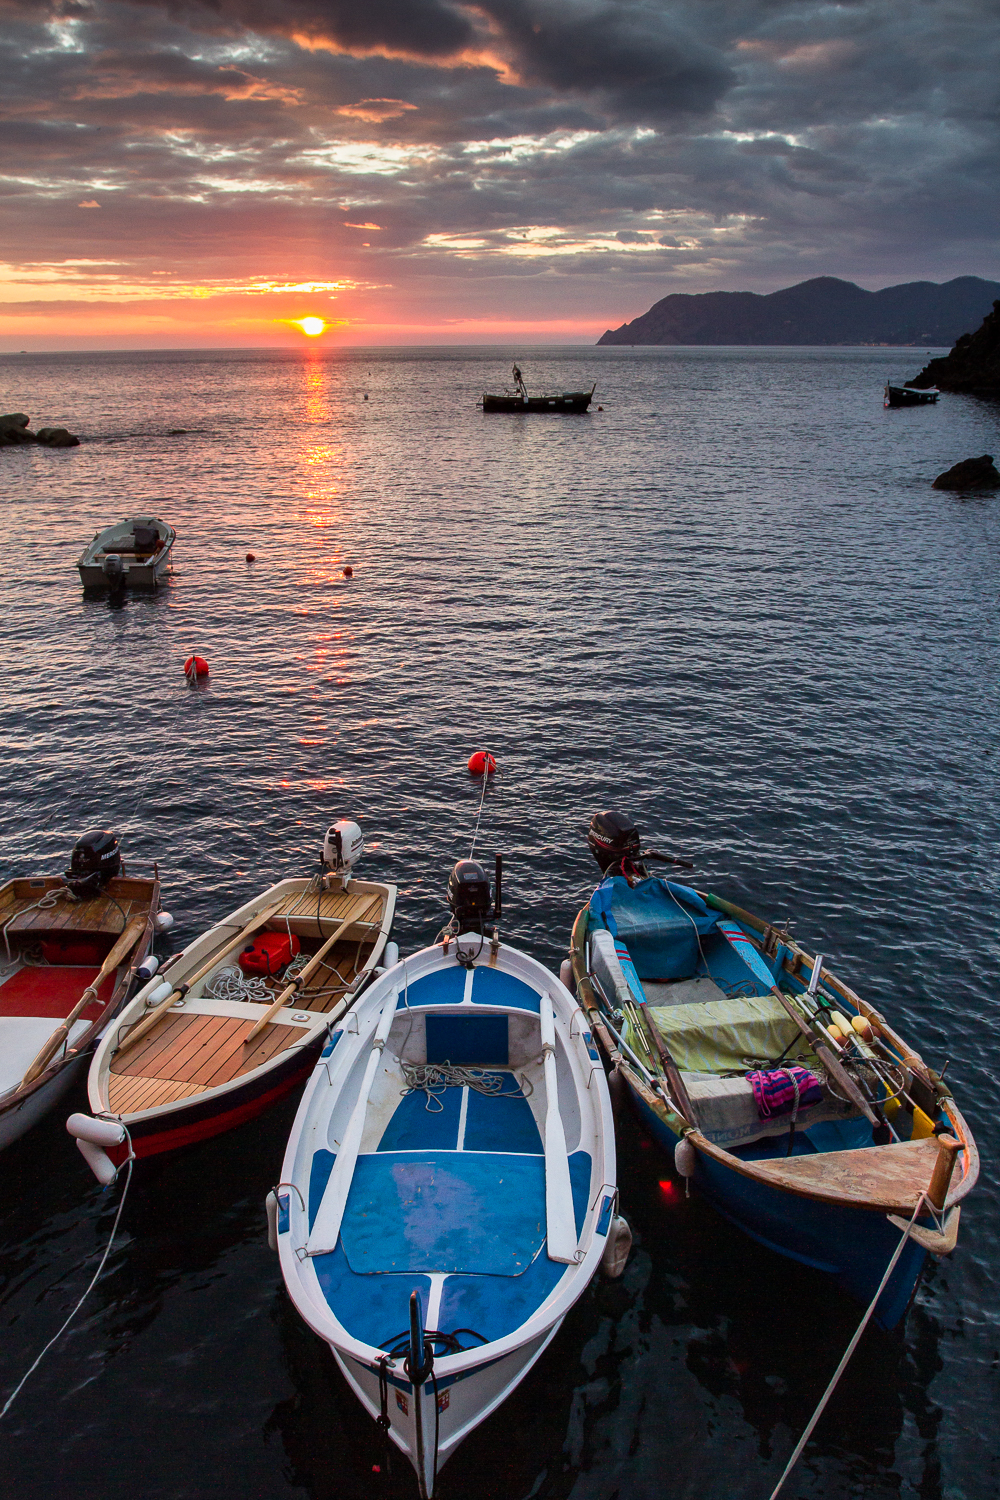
64;830;121;898
322;819;364;875
588;811;643;878
447;858;497;934
102;552;124;586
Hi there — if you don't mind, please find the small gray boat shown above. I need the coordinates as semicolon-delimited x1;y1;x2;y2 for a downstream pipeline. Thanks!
76;515;175;590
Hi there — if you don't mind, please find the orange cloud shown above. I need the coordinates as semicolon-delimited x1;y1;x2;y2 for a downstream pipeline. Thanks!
336;98;417;123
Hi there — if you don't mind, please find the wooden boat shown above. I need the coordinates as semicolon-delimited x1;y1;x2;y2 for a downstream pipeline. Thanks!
569;828;979;1330
76;515;175;590
481;363;595;413
0;833;159;1152
74;823;396;1169
884;383;939;407
273;859;623;1498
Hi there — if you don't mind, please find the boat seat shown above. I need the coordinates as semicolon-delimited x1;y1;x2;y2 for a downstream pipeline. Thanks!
646;994;807;1075
642;976;729;1008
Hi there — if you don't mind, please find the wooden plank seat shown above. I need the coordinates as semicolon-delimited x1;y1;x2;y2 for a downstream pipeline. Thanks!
5;878;154;940
266;887;383;938
108;1011;302;1112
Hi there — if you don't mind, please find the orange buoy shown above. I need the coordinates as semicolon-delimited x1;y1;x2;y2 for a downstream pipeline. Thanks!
184;654;209;679
597;405;603;411
246;552;256;563
343;566;353;578
468;750;496;775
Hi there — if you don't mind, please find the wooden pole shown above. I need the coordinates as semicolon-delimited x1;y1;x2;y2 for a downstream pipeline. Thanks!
768;987;879;1125
927;1133;961;1209
243;896;380;1044
17;916;147;1089
114;894;293;1058
637;1000;698;1123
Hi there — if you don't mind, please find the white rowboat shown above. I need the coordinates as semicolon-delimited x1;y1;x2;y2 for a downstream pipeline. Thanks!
76;515;175;590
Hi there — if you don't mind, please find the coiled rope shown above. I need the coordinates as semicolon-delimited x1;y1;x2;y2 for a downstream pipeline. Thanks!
400;1061;532;1111
0;1141;134;1421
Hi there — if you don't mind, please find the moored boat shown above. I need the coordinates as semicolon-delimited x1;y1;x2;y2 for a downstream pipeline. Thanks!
272;856;625;1497
76;516;176;590
71;820;396;1174
481;363;595;413
0;832;160;1151
884;382;939;407
568;811;979;1330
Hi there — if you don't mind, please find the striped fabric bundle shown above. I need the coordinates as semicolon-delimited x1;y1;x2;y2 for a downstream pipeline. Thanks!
747;1066;824;1121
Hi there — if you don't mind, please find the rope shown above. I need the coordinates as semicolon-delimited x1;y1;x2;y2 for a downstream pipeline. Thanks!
767;1192;927;1500
400;1061;532;1111
0;1150;134;1421
468;752;493;858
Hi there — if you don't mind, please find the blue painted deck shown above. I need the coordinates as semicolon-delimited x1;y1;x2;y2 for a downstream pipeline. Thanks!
399;965;541;1012
307;1062;593;1349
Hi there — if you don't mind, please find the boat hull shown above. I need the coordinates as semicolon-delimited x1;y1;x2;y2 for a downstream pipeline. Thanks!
629;1080;926;1330
884;385;939;408
0;1049;88;1152
482;392;593;413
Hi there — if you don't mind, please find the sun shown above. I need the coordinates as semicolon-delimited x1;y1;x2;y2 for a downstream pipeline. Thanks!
295;317;327;337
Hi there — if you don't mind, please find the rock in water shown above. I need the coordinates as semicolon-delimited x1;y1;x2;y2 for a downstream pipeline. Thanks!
36;427;81;447
932;455;1000;491
0;413;35;445
910;299;1000;393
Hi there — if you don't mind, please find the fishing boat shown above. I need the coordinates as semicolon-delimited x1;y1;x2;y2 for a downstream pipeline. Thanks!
70;821;396;1176
884;383;939;407
568;812;979;1330
0;832;160;1152
272;856;626;1498
481;363;595;413
76;516;175;590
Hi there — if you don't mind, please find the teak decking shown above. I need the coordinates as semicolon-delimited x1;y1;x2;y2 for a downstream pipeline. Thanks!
0;877;156;940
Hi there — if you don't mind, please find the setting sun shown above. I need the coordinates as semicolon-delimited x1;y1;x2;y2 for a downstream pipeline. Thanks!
296;317;327;337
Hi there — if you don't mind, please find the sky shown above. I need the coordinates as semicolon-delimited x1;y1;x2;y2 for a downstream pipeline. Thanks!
1;0;998;348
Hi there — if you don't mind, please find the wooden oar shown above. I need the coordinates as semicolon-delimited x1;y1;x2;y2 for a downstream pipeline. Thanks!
16;915;148;1090
243;896;381;1044
114;895;294;1058
636;1000;698;1123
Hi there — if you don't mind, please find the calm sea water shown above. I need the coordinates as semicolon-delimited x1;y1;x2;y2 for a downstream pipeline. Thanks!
1;346;998;1500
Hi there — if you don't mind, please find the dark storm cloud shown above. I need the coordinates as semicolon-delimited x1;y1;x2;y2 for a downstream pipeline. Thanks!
0;0;997;326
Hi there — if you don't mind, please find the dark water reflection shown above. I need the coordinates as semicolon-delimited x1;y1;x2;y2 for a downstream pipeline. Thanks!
0;345;997;1499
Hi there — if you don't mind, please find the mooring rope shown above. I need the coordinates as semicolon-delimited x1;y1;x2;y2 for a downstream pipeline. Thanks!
400;1061;532;1111
0;1148;134;1420
767;1192;928;1500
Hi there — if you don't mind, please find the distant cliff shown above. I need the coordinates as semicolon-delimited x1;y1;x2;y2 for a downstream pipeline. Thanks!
908;299;1000;392
597;276;1000;347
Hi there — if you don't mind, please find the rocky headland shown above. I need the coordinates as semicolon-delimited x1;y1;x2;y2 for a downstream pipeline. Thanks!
908;300;1000;393
1;412;80;448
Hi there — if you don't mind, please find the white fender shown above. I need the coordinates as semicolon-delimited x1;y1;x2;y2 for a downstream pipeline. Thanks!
599;1214;633;1278
75;1139;118;1185
136;954;160;982
145;980;175;1007
67;1113;127;1149
558;957;574;993
154;911;175;932
383;941;399;969
265;1190;279;1251
674;1136;698;1178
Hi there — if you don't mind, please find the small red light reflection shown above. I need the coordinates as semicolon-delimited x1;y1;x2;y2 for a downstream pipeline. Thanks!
658;1179;677;1201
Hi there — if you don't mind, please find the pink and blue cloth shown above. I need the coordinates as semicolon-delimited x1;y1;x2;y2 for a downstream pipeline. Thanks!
747;1066;823;1121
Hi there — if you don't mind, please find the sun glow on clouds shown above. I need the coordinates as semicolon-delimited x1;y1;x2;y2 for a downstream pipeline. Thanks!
0;262;365;304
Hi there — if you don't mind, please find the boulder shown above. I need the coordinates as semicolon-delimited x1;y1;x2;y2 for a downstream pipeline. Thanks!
0;413;35;445
932;454;1000;491
36;427;81;447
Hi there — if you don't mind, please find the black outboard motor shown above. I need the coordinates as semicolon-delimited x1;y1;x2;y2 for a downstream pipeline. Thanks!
64;830;121;899
447;859;495;933
588;811;643;878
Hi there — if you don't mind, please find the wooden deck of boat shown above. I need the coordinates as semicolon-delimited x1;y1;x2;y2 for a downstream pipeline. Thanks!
265;886;384;935
0;877;155;939
748;1136;942;1213
108;1012;302;1112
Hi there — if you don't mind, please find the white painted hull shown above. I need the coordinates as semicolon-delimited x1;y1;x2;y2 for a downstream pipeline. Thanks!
76;515;175;590
0;1050;87;1152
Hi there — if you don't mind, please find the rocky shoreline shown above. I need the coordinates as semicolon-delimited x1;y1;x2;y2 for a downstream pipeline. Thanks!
909;299;1000;393
1;412;80;448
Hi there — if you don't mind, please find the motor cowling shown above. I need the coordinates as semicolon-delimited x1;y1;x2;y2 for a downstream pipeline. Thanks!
102;553;124;584
587;810;641;877
64;830;121;899
447;859;493;932
323;819;364;874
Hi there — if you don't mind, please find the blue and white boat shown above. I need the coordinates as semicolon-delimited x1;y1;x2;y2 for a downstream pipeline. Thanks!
569;813;979;1330
272;860;624;1497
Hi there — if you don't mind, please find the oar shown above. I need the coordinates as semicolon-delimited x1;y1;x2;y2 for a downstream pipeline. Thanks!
636;1000;698;1123
243;896;381;1044
114;894;294;1058
539;990;579;1264
16;915;148;1090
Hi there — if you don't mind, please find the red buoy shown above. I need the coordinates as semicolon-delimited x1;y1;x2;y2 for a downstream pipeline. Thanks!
184;654;210;679
343;565;353;578
468;750;496;776
246;552;256;563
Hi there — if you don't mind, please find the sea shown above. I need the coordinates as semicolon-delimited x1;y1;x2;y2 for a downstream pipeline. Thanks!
0;345;998;1500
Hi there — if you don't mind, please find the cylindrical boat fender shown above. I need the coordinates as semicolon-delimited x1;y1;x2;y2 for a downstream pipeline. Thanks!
674;1136;698;1178
67;1112;126;1149
265;1190;279;1252
145;979;175;1008
135;954;160;982
558;957;574;994
383;941;399;970
599;1214;633;1278
154;911;175;932
75;1138;119;1185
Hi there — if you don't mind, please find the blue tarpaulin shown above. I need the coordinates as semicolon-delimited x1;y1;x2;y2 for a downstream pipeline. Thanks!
589;876;719;980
